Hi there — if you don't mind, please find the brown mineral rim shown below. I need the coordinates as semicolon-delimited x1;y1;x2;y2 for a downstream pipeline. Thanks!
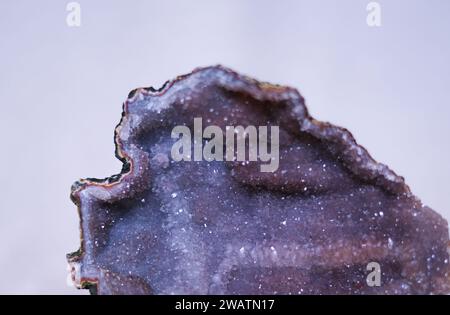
67;65;450;295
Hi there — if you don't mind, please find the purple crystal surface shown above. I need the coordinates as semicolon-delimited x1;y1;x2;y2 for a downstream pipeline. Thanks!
68;66;450;294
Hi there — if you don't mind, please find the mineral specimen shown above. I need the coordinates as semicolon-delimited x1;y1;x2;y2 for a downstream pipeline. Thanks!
67;66;450;294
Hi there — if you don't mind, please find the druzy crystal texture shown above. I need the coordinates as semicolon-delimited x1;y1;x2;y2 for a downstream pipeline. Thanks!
68;66;450;294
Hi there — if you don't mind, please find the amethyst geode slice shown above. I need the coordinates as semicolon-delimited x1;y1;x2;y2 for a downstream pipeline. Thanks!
68;66;450;294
